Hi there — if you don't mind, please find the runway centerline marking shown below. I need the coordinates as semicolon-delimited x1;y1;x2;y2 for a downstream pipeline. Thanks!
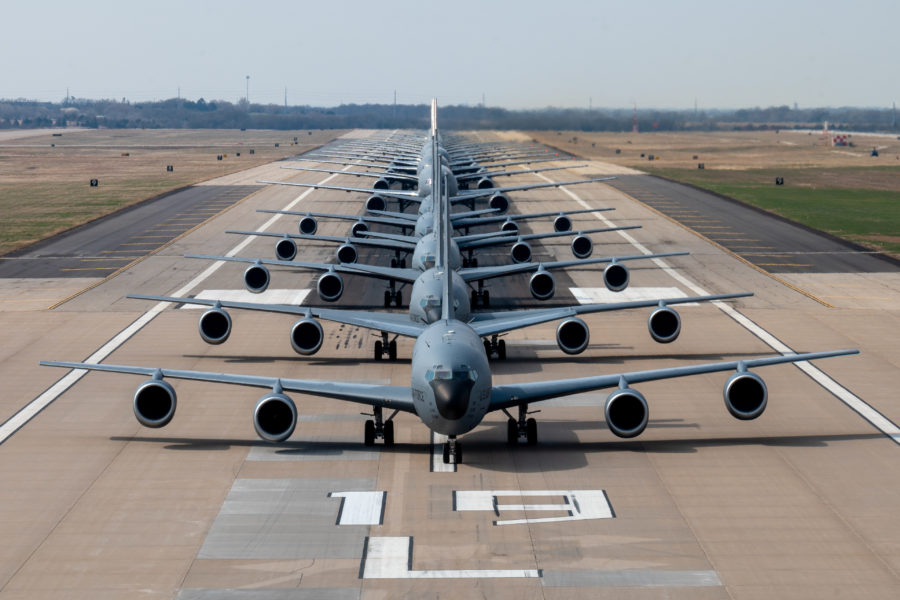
1;165;352;446
537;172;899;446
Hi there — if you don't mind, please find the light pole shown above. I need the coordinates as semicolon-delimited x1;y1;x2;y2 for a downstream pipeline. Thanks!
245;75;250;105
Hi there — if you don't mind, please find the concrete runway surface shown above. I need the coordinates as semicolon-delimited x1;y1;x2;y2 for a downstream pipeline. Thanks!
0;130;898;599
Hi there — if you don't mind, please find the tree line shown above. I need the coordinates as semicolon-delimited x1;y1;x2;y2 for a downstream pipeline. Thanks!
0;97;897;132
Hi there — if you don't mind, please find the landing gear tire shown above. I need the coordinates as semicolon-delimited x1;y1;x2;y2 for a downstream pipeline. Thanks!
383;420;395;446
399;259;406;268
374;340;383;361
462;258;469;268
507;418;518;445
470;258;478;268
482;290;490;307
394;291;403;308
497;339;506;360
526;418;538;445
364;420;376;446
383;290;391;307
390;258;398;268
471;290;479;307
388;340;397;361
442;443;450;464
484;340;492;356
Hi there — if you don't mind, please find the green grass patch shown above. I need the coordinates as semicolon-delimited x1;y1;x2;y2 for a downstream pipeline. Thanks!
647;167;900;256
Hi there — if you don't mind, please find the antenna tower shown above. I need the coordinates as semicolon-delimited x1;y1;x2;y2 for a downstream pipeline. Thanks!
632;102;638;133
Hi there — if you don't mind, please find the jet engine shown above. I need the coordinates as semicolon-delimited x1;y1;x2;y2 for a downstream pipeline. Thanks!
489;194;509;214
510;241;532;263
298;216;317;235
244;263;270;294
603;262;629;292
366;194;387;212
317;271;343;302
556;317;589;354
648;305;681;344
723;371;768;420
571;235;593;259
336;243;358;264
476;177;495;190
350;220;369;237
500;220;519;234
373;178;390;190
198;307;231;345
290;318;324;355
275;238;297;261
529;269;555;300
253;393;297;442
604;388;649;438
553;214;573;232
133;379;177;428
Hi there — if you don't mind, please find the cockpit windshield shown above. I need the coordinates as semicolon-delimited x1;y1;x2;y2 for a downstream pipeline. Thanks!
425;365;478;383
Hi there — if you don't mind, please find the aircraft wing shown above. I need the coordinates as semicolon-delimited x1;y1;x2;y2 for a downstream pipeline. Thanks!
257;179;421;202
456;164;586;181
281;165;417;182
458;251;689;282
293;157;417;173
336;263;422;284
451;207;612;228
257;209;416;229
468;292;751;337
451;177;617;201
40;361;417;413
225;230;416;252
487;349;858;411
127;294;427;338
457;225;641;250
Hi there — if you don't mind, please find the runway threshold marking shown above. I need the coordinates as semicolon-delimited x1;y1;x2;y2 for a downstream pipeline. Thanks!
536;173;900;447
1;167;351;446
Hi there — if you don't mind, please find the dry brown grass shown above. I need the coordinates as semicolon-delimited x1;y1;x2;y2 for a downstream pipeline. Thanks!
0;129;346;255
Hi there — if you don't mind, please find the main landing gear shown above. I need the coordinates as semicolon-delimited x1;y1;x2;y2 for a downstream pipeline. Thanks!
442;435;462;464
374;331;398;361
383;280;403;308
484;334;507;360
504;405;539;446
363;406;397;447
461;256;478;268
389;256;407;269
470;280;490;307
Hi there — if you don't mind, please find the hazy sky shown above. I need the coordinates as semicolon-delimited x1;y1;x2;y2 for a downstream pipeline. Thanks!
3;0;897;109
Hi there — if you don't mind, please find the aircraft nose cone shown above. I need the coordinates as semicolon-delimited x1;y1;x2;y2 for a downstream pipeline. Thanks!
429;379;473;420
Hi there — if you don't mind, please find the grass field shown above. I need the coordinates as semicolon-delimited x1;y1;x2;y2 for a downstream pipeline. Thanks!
0;129;345;256
528;130;900;257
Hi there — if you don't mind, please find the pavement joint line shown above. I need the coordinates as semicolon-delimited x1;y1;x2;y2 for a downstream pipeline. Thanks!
537;172;899;446
3;166;347;446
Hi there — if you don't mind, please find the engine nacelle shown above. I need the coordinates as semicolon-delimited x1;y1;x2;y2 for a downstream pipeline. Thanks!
603;262;629;292
510;241;532;263
290;318;324;355
553;214;573;232
244;264;270;294
476;177;494;190
298;216;317;235
366;194;387;212
336;243;358;264
275;238;297;261
133;379;176;429
648;306;681;344
529;269;555;300
198;307;232;345
373;178;390;190
556;317;589;355
571;235;593;259
253;393;297;442
724;372;768;420
604;388;649;438
351;220;369;237
489;194;509;214
500;220;519;234
317;271;344;302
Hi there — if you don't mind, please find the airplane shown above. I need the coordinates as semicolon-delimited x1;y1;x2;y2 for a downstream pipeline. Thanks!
41;112;859;463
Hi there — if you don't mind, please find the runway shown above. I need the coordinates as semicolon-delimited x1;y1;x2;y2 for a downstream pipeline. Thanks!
1;130;899;599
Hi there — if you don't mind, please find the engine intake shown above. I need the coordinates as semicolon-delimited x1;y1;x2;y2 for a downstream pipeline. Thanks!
529;269;555;300
648;306;681;344
500;220;519;234
510;241;532;263
556;318;589;354
199;307;232;345
476;177;494;190
603;262;629;292
553;214;573;232
373;178;390;190
317;271;344;302
605;388;649;438
275;238;297;261
724;372;768;420
253;393;297;442
298;216;317;235
351;220;369;237
489;194;509;214
571;235;593;259
244;264;270;294
366;194;387;212
133;379;176;429
291;318;324;355
336;243;358;264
